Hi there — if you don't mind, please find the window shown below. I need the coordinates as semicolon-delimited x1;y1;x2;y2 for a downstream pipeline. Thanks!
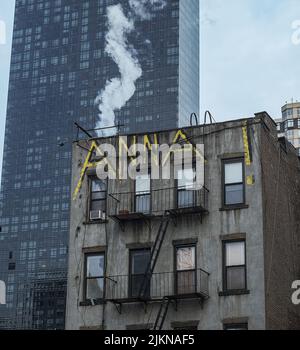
8;262;16;270
84;253;105;302
175;245;196;295
222;159;245;207
223;241;246;292
224;323;248;330
89;178;107;220
177;167;196;208
129;249;151;298
288;119;294;128
135;174;151;214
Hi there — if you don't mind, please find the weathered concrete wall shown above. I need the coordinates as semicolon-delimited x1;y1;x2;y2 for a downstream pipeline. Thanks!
65;142;106;330
66;118;270;330
259;114;300;330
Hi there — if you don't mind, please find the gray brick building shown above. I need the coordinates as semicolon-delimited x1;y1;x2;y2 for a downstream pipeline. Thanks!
66;112;300;330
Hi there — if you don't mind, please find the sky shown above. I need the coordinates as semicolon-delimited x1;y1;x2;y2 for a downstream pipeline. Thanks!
200;0;300;121
0;0;300;175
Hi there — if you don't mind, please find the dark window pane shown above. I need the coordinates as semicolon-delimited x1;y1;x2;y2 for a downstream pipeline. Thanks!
131;250;150;274
177;270;196;295
130;274;150;298
225;184;243;205
91;200;106;212
130;250;151;298
226;266;245;290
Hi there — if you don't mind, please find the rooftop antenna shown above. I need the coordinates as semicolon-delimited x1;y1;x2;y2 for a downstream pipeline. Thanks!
74;121;124;141
204;110;216;125
74;122;93;140
190;113;199;126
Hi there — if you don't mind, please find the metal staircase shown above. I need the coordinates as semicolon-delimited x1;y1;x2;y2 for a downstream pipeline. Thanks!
136;212;172;330
152;296;171;330
138;212;170;299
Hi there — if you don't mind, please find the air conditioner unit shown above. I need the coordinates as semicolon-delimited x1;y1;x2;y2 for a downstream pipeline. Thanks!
90;210;106;221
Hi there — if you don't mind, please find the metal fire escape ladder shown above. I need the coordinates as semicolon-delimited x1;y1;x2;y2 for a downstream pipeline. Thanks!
152;296;171;330
138;212;170;299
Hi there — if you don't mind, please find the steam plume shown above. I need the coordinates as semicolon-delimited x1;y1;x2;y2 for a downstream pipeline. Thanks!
95;1;167;136
129;0;167;20
95;4;142;136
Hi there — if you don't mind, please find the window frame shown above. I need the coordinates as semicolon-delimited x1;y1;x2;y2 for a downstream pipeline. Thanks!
83;252;105;303
88;177;107;221
134;172;152;214
174;244;197;295
129;248;151;299
222;158;246;209
176;164;197;209
222;240;247;293
287;119;295;129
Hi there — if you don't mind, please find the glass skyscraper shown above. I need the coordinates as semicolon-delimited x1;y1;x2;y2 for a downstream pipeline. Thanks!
0;0;199;329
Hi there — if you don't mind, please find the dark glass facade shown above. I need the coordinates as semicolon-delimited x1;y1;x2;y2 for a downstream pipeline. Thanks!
0;0;199;329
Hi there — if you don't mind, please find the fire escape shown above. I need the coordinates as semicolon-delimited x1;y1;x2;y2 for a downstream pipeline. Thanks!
107;185;210;329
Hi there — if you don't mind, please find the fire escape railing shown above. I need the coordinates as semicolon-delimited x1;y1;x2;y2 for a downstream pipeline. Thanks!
105;268;209;303
108;186;209;219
